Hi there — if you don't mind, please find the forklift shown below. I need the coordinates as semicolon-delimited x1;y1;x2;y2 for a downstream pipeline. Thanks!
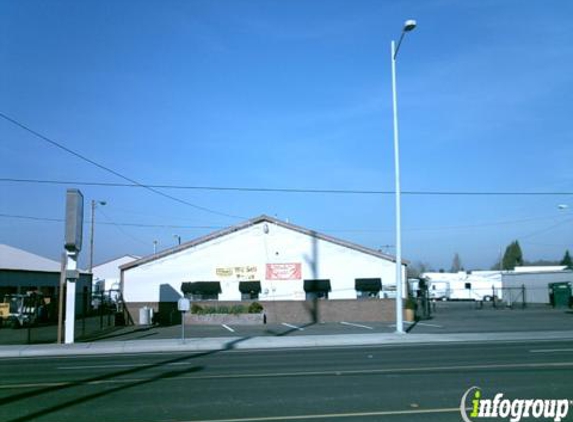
0;291;48;328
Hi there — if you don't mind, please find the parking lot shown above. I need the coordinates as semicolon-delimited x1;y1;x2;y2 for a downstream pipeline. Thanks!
83;301;573;342
1;301;571;345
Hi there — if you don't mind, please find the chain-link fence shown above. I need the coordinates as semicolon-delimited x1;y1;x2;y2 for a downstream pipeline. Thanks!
424;285;551;310
0;289;126;345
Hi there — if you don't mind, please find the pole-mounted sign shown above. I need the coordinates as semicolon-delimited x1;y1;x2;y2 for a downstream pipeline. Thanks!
64;189;84;344
178;298;190;343
65;189;83;252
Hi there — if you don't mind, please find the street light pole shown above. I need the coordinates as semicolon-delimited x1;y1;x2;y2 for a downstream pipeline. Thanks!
88;200;106;273
391;19;416;334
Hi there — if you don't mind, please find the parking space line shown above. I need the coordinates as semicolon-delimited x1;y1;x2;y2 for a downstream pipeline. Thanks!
530;348;573;353
281;323;304;331
340;322;374;330
222;324;235;333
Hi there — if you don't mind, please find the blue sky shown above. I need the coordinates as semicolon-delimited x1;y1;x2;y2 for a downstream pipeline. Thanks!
1;0;573;271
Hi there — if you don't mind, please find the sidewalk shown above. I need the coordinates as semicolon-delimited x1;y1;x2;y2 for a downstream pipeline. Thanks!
2;330;573;358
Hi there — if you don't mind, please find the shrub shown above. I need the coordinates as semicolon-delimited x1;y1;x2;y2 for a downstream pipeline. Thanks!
405;297;418;310
191;303;203;314
248;302;264;314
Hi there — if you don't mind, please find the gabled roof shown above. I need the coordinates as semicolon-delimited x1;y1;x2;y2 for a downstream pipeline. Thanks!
93;254;140;269
0;244;61;272
121;215;406;272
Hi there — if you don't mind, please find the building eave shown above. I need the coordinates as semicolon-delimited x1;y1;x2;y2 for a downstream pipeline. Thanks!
120;215;408;272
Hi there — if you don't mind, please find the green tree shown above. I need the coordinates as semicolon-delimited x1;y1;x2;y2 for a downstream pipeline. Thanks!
407;261;432;278
560;250;573;269
450;253;463;273
502;240;524;270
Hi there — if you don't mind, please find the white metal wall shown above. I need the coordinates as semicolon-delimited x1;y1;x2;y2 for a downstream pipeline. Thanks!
502;271;573;304
93;256;138;291
123;221;404;303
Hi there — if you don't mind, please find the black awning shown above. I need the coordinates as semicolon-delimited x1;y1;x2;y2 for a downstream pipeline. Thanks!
181;282;221;295
303;279;331;292
355;278;382;291
239;281;261;294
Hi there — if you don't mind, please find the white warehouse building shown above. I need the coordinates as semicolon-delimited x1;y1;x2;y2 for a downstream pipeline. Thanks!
121;215;406;324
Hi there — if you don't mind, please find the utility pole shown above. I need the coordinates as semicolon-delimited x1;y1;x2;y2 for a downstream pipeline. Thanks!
88;199;106;273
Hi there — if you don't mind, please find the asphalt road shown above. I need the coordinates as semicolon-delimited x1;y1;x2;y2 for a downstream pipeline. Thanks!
1;340;573;422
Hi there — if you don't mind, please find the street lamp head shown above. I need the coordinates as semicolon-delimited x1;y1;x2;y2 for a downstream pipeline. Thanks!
99;201;107;206
403;19;417;32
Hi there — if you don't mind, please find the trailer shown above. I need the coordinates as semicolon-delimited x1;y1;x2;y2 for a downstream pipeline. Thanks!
422;272;502;302
421;280;450;300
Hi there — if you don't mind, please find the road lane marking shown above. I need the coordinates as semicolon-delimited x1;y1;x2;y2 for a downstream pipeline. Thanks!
57;362;199;370
340;322;374;330
282;323;304;331
172;407;463;421
222;324;235;333
530;348;573;353
416;322;443;328
388;322;443;328
7;361;573;389
58;363;150;370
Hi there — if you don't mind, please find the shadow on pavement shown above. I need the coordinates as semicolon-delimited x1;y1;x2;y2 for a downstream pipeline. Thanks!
78;326;159;342
0;335;252;422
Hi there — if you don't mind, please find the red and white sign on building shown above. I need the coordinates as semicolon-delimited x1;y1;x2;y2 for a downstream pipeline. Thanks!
265;263;302;280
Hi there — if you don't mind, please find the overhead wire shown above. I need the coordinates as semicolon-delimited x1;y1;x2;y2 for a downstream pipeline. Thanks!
0;113;243;220
2;177;573;196
0;212;566;234
97;208;153;246
0;213;222;230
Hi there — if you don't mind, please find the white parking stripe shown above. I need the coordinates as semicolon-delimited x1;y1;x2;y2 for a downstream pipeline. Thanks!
222;324;235;333
340;322;374;330
281;323;304;331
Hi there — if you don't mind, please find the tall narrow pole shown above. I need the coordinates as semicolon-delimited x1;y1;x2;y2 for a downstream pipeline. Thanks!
57;252;66;344
65;251;78;344
391;40;404;334
89;199;95;273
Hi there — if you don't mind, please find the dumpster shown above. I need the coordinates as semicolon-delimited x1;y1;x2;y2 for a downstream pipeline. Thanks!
549;282;572;308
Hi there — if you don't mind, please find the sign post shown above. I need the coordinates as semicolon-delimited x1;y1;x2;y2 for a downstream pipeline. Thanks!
57;252;66;344
63;189;84;345
178;298;190;344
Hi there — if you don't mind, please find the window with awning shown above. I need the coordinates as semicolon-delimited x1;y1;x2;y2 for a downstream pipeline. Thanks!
181;281;221;301
304;279;331;300
239;281;261;300
355;278;382;299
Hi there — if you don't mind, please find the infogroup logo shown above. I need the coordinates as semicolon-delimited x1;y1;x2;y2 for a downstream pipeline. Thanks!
460;386;571;422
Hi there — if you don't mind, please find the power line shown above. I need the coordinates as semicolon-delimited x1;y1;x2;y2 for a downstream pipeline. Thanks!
0;212;564;233
0;113;243;219
0;213;223;230
98;208;155;246
2;177;573;196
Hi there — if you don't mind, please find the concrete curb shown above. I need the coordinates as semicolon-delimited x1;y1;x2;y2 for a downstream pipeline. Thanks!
2;330;573;358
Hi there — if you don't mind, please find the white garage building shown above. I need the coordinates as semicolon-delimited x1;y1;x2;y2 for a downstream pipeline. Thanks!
120;215;406;323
